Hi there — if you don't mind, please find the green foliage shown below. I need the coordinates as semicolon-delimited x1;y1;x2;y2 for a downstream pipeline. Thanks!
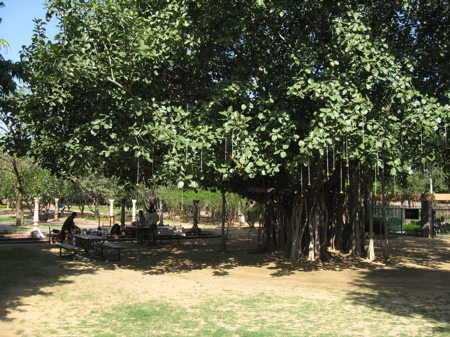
243;203;264;226
0;154;65;203
0;2;26;97
160;187;249;220
12;0;448;194
3;1;450;256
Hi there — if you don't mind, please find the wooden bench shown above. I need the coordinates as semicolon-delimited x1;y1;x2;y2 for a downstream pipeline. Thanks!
97;242;125;261
56;243;81;262
105;234;135;243
156;235;184;244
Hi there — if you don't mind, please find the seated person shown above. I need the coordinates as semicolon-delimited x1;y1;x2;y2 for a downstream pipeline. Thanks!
111;223;121;235
138;210;145;226
58;204;65;215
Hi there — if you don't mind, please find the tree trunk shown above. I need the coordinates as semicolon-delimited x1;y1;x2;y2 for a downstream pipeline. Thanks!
15;189;24;226
367;190;376;261
289;196;305;261
221;191;226;252
380;169;390;260
12;157;24;227
94;200;100;217
330;194;344;252
308;198;321;261
320;188;328;260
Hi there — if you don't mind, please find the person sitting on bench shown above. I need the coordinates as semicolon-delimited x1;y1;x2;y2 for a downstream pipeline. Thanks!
110;223;121;235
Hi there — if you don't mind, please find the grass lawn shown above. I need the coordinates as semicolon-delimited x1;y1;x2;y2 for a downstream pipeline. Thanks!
1;232;450;336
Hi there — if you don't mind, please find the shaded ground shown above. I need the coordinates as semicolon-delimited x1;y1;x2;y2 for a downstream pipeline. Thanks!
1;226;450;336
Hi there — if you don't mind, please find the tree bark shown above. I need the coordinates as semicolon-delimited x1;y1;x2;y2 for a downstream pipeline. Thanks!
289;196;305;261
221;191;226;252
308;197;321;261
12;157;24;227
380;169;390;260
367;190;376;261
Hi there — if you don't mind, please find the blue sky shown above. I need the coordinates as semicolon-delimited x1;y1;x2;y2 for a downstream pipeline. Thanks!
1;0;59;62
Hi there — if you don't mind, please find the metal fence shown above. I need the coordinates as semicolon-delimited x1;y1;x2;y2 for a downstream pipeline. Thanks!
373;205;450;232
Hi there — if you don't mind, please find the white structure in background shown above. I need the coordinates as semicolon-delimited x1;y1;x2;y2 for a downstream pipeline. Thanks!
132;199;137;223
109;199;114;218
33;197;40;229
31;197;44;238
54;198;59;221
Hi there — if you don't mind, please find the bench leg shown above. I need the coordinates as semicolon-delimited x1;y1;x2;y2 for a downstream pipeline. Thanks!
99;247;122;261
109;248;121;261
59;247;72;257
59;247;81;262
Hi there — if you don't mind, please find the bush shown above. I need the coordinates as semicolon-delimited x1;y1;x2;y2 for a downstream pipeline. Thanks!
365;217;385;234
243;204;264;228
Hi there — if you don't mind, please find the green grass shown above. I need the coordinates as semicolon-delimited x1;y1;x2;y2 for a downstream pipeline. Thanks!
1;244;450;337
0;215;32;223
77;293;450;337
402;223;421;231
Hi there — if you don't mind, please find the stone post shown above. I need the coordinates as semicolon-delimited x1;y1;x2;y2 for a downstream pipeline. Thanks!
33;197;40;229
131;199;137;222
109;199;114;226
54;198;59;221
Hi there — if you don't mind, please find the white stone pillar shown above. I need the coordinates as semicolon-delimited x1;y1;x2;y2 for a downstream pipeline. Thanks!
54;198;59;220
131;199;137;222
109;199;114;217
33;197;40;229
109;199;115;226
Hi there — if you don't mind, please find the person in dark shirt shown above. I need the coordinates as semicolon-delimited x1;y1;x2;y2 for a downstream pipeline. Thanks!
60;212;79;241
111;223;121;235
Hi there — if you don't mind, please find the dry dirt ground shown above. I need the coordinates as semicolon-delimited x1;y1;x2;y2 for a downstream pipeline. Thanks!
1;224;450;336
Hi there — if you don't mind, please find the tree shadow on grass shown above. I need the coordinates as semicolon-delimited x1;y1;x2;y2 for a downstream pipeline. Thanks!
348;237;450;333
344;236;450;331
255;235;450;330
113;234;280;275
0;244;99;321
0;232;276;321
347;266;450;333
2;232;450;331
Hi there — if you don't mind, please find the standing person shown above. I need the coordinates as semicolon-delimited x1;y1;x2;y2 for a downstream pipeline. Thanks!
145;208;159;245
60;212;79;242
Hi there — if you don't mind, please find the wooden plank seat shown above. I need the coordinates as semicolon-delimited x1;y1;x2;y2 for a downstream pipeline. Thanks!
56;243;81;261
97;242;125;261
105;234;135;243
156;235;184;244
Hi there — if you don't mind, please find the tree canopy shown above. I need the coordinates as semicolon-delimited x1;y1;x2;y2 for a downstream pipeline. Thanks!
3;0;450;259
0;2;25;97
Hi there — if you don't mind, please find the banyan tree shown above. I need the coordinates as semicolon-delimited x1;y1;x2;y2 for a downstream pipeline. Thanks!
4;0;449;261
